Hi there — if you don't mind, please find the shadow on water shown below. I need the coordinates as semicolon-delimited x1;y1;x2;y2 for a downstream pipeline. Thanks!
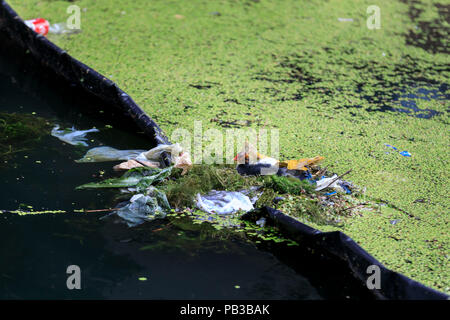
0;33;374;299
401;0;449;54
0;212;374;300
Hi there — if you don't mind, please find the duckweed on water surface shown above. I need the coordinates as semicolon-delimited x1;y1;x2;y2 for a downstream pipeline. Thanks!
9;0;449;292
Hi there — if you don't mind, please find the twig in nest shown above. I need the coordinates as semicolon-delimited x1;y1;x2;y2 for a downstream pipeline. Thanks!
152;221;174;232
81;208;119;213
380;200;420;220
314;166;328;178
342;202;369;212
135;159;154;168
323;169;353;189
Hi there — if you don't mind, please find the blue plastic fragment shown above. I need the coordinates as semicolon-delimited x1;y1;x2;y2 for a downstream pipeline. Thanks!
384;143;398;151
384;144;411;157
341;185;352;194
305;171;313;180
399;151;411;157
325;191;337;196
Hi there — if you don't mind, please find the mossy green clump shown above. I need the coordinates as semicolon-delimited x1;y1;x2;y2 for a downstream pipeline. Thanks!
254;188;276;208
162;164;264;208
275;194;346;226
164;164;352;227
264;175;315;195
257;175;349;225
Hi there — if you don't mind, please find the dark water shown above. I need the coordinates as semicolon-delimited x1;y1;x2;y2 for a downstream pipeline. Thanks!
0;41;374;300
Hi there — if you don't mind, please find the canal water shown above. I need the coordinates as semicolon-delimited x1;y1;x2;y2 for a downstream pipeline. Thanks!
0;41;373;300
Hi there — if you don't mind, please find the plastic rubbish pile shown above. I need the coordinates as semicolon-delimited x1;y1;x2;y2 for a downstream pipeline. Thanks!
75;143;193;226
68;136;358;227
228;143;359;223
76;143;192;173
233;142;353;192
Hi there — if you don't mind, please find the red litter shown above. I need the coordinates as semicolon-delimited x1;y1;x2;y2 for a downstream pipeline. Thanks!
24;18;50;36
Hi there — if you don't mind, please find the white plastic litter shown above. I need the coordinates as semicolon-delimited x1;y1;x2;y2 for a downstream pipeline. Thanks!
75;146;148;163
49;22;81;35
51;125;99;147
143;143;192;174
315;174;345;192
115;187;170;227
75;143;193;172
144;143;183;162
256;217;266;228
196;190;254;215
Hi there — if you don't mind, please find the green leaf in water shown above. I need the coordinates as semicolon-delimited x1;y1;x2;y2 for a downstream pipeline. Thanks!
76;167;172;190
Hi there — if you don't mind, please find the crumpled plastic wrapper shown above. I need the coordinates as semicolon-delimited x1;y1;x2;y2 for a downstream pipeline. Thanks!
144;143;193;174
315;174;352;193
75;146;148;163
51;125;99;147
196;190;254;215
115;187;170;227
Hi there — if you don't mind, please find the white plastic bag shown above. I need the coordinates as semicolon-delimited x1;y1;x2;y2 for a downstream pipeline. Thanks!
51;125;99;147
75;146;148;163
196;190;254;215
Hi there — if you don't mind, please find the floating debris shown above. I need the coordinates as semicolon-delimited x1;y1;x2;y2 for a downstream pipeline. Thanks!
51;125;99;147
196;190;254;215
115;188;170;227
384;144;412;157
75;146;147;163
338;18;354;22
399;151;412;157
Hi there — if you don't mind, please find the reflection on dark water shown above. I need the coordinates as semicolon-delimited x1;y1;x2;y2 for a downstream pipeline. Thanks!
393;84;447;119
0;40;373;299
362;81;447;119
335;71;448;119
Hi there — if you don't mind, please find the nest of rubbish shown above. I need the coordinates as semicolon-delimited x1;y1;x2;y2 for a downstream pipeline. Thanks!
70;138;378;233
